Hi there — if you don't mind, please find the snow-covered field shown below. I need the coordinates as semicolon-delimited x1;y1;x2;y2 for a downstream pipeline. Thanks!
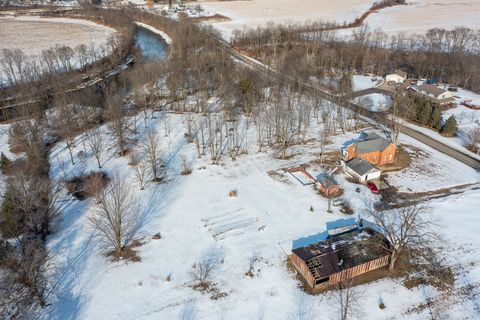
195;0;373;38
0;16;115;56
0;104;466;319
360;0;480;35
355;93;392;112
352;75;379;92
196;0;480;39
0;16;116;84
386;134;480;193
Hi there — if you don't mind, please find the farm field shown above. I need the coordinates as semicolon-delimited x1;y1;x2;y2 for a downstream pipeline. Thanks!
360;0;480;35
0;16;115;56
195;0;373;38
195;0;480;39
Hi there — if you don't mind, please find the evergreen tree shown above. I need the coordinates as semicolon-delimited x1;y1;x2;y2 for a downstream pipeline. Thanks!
441;115;457;136
417;100;432;125
0;152;11;174
430;106;442;129
0;194;17;238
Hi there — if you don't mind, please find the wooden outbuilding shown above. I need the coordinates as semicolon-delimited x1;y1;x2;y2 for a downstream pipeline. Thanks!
315;173;340;196
291;226;390;292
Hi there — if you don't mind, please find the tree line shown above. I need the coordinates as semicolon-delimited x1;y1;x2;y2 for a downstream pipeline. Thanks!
232;24;480;92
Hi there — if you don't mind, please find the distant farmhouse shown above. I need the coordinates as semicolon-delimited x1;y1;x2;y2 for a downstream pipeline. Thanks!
291;221;390;292
410;83;455;106
342;132;397;166
386;70;407;83
345;157;381;183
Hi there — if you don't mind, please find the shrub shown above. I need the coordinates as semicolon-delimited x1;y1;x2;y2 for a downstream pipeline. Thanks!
0;152;12;174
441;115;457;136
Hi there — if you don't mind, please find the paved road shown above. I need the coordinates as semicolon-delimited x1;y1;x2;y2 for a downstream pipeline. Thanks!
218;37;480;170
399;124;480;170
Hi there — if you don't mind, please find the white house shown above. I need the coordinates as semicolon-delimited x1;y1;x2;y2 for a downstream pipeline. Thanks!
345;158;381;183
417;84;454;100
386;70;407;83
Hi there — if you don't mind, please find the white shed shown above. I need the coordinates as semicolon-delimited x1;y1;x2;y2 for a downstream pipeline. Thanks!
345;158;381;183
386;70;407;83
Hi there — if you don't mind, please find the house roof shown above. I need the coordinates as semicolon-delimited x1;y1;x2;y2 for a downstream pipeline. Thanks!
316;173;338;189
292;227;389;281
346;158;380;176
393;69;407;78
418;84;447;98
354;132;393;154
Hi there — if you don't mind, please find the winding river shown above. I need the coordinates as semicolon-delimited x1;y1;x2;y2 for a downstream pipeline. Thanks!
134;27;169;61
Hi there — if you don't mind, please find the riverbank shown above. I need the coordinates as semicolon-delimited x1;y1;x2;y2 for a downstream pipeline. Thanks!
134;21;172;45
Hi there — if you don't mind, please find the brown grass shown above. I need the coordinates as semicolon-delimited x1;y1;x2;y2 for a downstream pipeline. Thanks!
107;239;143;262
188;14;230;23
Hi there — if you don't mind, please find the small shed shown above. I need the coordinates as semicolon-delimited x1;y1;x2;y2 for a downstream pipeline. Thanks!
315;173;341;196
345;158;381;183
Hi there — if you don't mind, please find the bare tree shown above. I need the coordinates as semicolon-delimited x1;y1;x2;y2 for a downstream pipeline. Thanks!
142;130;162;181
0;238;55;317
56;102;78;165
191;247;222;286
288;291;316;320
89;174;141;255
467;127;480;154
104;93;128;156
39;178;63;238
134;158;149;190
331;280;363;320
366;203;435;271
87;129;104;169
84;173;106;204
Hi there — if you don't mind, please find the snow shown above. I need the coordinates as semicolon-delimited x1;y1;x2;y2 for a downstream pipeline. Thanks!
196;0;480;39
1;86;479;318
360;0;480;35
0;16;116;85
196;0;373;39
0;124;12;202
20;103;477;319
385;134;480;193
352;75;379;92
355;93;392;112
402;120;480;161
0;16;116;56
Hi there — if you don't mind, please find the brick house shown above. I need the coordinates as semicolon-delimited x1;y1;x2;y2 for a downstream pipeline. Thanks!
342;133;397;165
291;226;390;292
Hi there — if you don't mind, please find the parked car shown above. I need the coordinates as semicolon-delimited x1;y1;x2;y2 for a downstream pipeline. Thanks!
333;199;344;207
448;86;458;92
367;182;379;194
